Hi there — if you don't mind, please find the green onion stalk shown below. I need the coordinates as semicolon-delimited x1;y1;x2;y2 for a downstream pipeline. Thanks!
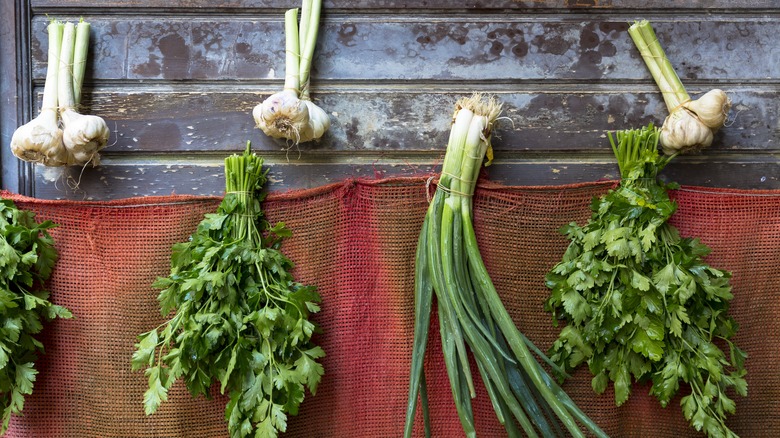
405;94;608;438
628;20;730;155
253;0;330;145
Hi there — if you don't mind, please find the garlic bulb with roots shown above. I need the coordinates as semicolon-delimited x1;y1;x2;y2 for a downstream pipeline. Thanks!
11;21;68;166
253;1;329;145
58;21;109;166
629;21;731;155
682;89;731;130
254;90;330;144
10;110;65;165
61;109;110;165
253;89;309;142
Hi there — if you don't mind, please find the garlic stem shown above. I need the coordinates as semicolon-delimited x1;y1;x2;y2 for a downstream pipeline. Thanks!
627;24;674;108
43;21;64;121
72;20;90;106
635;21;689;109
59;22;77;111
628;21;688;111
299;0;322;101
283;8;301;94
298;0;312;71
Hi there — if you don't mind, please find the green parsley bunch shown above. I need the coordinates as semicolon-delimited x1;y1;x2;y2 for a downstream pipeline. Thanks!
0;198;71;433
132;143;324;438
545;125;746;438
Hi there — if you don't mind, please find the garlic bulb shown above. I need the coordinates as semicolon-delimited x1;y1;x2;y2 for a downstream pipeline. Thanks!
58;21;108;167
682;89;731;130
10;110;65;165
253;3;329;145
11;22;66;166
61;109;110;165
660;109;713;155
253;90;309;142
300;100;330;142
253;92;329;144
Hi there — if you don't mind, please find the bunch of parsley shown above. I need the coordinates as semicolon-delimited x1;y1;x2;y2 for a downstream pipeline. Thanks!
132;144;324;438
0;198;71;433
545;125;747;437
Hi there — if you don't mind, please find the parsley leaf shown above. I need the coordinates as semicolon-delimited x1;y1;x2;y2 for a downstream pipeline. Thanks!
0;198;70;433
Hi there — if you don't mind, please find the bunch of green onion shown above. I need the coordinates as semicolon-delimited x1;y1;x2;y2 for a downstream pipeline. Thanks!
404;94;607;437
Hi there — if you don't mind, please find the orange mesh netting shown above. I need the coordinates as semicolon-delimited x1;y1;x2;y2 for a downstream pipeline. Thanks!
3;177;778;437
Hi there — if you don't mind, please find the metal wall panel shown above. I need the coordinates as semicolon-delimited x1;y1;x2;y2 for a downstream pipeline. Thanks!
1;1;778;199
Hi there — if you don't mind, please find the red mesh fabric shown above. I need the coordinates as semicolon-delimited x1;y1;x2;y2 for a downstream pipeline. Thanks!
2;178;778;437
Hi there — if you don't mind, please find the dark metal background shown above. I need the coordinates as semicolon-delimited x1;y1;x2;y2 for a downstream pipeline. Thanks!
2;1;779;199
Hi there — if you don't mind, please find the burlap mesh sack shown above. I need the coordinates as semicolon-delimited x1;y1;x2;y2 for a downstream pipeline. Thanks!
3;178;778;437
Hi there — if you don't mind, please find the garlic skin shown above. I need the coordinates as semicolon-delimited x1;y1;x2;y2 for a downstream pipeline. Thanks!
61;109;110;165
10;111;65;165
660;109;713;155
682;89;731;130
253;90;329;144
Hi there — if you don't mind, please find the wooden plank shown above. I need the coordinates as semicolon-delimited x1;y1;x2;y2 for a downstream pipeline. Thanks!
30;16;780;82
30;0;780;11
32;156;780;200
31;87;780;154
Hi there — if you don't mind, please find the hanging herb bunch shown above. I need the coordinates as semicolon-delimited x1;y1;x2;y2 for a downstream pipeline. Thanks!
545;125;747;437
0;198;71;432
132;143;324;438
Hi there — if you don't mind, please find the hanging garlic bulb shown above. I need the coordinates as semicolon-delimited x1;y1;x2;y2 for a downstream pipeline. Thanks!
253;89;310;142
682;89;732;129
659;109;714;155
11;21;67;166
61;111;110;164
629;20;731;155
253;0;330;145
59;21;109;166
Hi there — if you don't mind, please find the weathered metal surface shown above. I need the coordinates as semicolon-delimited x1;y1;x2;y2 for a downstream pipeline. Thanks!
29;17;780;82
32;87;780;154
32;156;779;200
0;0;32;194
2;3;778;198
30;0;780;10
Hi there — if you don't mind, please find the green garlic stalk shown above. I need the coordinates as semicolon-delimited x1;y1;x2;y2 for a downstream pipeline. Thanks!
253;0;330;145
628;20;731;155
10;21;67;166
59;20;109;166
